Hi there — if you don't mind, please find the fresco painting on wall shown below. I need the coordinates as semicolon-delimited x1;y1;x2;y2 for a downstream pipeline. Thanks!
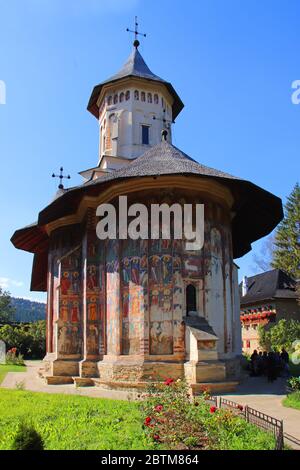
149;240;174;355
106;239;120;354
58;247;82;356
121;239;146;355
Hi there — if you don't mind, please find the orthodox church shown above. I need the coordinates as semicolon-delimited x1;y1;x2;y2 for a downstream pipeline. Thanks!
11;38;283;393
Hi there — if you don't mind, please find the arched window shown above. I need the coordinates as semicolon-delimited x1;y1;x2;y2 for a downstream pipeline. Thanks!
186;284;197;315
114;94;118;104
119;92;125;103
107;96;112;106
141;91;146;102
161;97;164;108
125;90;130;101
154;94;159;104
134;90;139;101
147;93;152;104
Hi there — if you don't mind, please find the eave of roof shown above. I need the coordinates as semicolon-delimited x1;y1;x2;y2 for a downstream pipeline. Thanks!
11;141;283;260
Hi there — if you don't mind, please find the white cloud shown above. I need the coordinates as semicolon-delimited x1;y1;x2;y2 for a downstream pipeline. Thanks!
0;277;24;290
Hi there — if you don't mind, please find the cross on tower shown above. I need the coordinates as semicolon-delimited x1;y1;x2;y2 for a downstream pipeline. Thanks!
126;16;146;49
52;167;71;190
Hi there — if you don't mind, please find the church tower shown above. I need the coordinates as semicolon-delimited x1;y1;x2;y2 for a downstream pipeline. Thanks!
80;41;184;181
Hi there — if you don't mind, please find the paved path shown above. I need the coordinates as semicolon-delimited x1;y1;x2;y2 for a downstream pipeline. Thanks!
2;362;300;449
1;361;137;401
219;374;300;449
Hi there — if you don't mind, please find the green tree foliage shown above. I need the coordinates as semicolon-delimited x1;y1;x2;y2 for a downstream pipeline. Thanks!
10;298;46;323
0;287;15;323
272;182;300;279
0;321;46;359
258;319;300;352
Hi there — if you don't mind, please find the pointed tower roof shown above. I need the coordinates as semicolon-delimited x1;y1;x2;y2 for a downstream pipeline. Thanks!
87;47;184;120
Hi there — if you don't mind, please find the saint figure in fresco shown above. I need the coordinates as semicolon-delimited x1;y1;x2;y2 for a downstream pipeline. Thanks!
87;265;97;290
71;301;79;322
61;300;69;322
122;258;131;283
61;271;71;295
131;257;140;285
88;300;98;321
72;271;80;293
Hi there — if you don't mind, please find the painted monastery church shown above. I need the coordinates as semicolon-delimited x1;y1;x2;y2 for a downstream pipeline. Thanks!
11;40;283;393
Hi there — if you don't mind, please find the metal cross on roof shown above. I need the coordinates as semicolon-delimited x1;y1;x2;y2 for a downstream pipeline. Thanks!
126;16;146;48
52;167;71;190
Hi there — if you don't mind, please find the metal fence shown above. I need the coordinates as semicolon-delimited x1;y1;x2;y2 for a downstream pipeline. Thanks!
219;397;284;450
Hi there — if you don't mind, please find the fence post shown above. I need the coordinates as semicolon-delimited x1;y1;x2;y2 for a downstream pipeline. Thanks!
245;405;249;423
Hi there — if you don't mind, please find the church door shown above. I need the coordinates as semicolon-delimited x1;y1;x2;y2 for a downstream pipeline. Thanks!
186;284;196;315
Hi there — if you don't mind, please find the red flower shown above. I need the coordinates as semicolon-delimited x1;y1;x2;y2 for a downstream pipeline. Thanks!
164;378;174;386
210;406;217;414
144;417;152;426
153;434;160;442
237;404;244;411
155;405;163;412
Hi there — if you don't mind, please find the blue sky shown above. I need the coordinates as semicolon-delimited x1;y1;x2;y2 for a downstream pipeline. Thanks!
0;0;299;302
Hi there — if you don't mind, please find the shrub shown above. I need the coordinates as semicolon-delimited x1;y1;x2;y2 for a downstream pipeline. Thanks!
141;379;209;450
11;422;44;450
6;348;25;366
0;321;46;359
288;376;300;392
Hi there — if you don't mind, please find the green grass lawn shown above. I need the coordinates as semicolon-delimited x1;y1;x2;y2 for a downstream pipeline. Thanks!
0;389;151;450
0;364;26;385
0;388;277;451
282;391;300;411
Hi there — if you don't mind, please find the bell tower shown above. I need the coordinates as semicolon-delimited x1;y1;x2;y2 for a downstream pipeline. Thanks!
81;36;184;182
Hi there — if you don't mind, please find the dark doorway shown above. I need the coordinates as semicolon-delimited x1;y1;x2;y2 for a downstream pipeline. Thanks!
186;284;196;315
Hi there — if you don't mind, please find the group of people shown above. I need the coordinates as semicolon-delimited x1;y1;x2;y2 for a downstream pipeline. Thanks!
250;348;290;382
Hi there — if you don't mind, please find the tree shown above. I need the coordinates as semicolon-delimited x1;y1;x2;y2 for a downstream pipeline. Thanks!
272;182;300;280
258;319;300;352
0;287;15;324
252;234;275;273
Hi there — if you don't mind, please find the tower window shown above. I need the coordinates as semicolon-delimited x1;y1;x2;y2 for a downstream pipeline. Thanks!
119;92;125;102
141;92;146;102
142;125;150;145
125;90;130;101
154;94;159;104
107;96;112;106
147;93;152;104
114;94;118;104
134;90;139;101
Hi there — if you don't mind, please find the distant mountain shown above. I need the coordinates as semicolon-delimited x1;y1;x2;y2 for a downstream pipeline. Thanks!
10;297;46;323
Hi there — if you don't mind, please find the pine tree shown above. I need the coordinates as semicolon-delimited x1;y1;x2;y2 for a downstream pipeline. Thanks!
272;182;300;279
0;287;15;324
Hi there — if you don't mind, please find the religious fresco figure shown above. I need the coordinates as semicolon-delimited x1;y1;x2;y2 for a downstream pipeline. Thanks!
150;255;161;284
61;271;71;295
70;326;80;353
88;299;98;321
162;255;173;284
61;300;69;322
131;257;140;285
72;271;80;293
71;300;79;323
87;265;98;291
122;258;131;284
58;326;71;355
87;325;98;354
